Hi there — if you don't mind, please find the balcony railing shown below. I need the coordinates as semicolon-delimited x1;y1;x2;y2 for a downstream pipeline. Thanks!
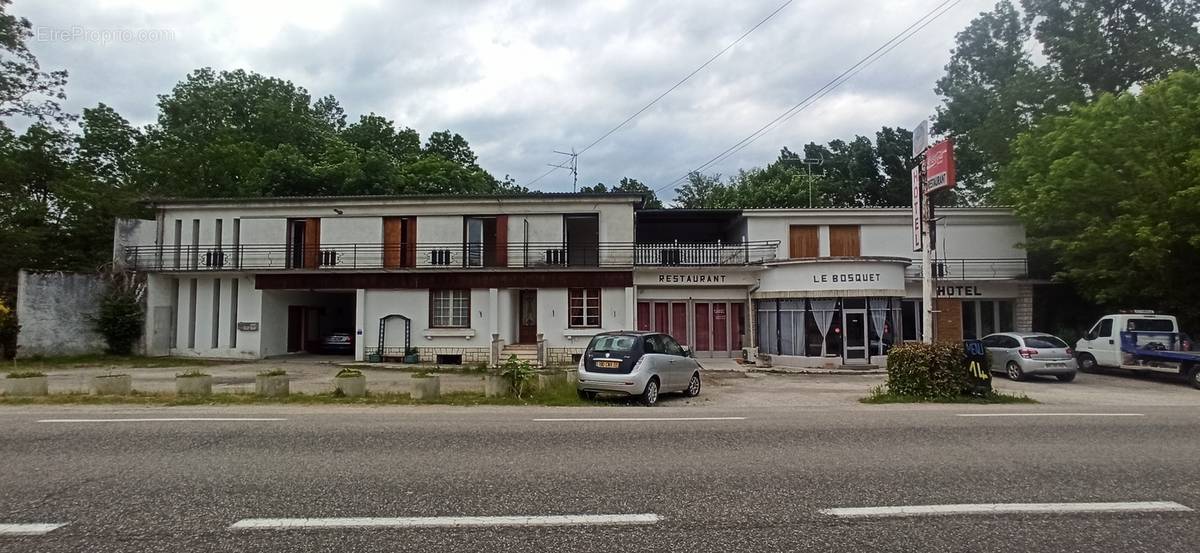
122;240;780;272
905;258;1028;280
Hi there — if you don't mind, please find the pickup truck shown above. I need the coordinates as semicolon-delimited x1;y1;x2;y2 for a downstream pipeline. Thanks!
1075;312;1200;389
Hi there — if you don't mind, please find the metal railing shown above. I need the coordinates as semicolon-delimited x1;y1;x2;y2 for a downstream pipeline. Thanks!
122;240;780;272
904;258;1028;280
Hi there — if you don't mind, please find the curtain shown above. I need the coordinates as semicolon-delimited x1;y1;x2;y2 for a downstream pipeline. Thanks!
810;299;837;340
869;299;889;355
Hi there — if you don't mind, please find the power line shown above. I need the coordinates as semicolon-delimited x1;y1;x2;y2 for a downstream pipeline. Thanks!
653;0;964;195
525;0;794;188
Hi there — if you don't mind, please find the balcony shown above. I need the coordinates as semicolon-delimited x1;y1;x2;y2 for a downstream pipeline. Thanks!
905;258;1028;280
122;240;780;272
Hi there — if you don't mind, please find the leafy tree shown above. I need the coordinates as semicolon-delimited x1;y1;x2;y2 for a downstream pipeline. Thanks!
423;130;478;168
0;0;69;124
673;172;726;208
342;113;420;162
997;70;1200;330
580;177;664;208
1021;0;1200;96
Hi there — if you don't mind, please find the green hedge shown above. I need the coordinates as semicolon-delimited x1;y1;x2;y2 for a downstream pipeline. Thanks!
885;342;971;400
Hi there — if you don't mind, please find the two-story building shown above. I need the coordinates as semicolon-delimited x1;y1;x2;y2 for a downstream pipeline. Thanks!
116;194;1030;368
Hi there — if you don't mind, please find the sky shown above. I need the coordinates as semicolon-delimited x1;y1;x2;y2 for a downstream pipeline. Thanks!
15;0;988;197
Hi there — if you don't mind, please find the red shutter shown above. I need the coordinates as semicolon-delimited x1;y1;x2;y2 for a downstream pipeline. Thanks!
495;215;508;267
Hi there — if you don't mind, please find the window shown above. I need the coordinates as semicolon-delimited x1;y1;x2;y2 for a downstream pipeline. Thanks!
1024;335;1067;349
662;335;685;357
829;225;861;257
962;300;1014;341
643;335;663;354
589;334;634;353
1129;318;1174;332
788;225;819;258
430;290;470;328
569;288;601;328
1098;318;1113;337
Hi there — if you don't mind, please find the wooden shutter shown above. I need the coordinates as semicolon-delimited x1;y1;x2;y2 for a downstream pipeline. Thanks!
495;215;508;267
829;225;861;257
405;217;417;267
383;217;403;269
303;218;321;269
788;225;819;258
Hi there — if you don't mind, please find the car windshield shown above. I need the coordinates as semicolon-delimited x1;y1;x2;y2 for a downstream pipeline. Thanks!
1024;335;1067;348
589;335;636;353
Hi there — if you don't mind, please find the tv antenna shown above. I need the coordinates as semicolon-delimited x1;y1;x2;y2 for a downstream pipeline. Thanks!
549;149;578;192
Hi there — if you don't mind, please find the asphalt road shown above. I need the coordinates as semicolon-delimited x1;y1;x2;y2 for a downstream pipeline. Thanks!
1;402;1199;552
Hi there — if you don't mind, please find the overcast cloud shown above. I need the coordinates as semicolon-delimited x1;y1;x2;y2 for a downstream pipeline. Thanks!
15;0;985;197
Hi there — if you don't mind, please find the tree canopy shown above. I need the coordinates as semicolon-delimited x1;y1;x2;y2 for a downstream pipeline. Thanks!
579;177;664;209
997;69;1200;328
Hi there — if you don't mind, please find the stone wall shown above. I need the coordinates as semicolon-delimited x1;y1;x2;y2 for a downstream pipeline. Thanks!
16;270;108;357
1015;283;1034;332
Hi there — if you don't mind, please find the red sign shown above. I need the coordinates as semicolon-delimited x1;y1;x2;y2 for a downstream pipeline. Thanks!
911;166;922;252
923;139;955;194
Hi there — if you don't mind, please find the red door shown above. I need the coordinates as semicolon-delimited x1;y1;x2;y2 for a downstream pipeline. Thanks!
671;302;688;347
694;303;710;353
712;303;728;354
731;302;745;350
653;302;669;335
636;302;651;331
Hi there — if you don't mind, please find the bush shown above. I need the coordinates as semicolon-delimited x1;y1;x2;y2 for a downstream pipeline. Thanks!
258;369;287;377
177;370;209;378
91;272;145;355
499;354;536;399
884;342;971;400
6;371;45;379
335;368;363;378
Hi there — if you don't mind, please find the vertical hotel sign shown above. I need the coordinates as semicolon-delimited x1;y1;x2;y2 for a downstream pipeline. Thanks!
911;165;922;251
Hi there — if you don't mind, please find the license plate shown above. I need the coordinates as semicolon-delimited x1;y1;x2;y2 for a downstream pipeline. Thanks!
596;360;620;369
1047;363;1065;368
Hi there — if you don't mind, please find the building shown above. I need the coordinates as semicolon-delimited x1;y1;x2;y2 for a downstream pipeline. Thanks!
116;194;1030;367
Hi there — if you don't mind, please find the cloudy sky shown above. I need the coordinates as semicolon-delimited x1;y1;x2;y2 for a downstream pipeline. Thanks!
16;0;985;197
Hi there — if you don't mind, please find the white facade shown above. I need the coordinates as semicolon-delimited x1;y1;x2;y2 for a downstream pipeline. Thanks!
118;198;1030;368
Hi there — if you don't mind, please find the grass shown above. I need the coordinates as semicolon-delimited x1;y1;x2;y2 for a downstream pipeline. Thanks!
6;371;46;379
257;369;287;377
0;381;589;407
5;355;222;371
860;385;1038;405
176;370;210;378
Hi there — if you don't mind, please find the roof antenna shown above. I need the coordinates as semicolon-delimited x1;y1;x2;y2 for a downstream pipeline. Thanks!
549;148;578;192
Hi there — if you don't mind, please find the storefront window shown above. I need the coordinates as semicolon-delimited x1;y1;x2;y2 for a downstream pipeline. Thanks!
963;301;978;340
962;299;1016;340
902;300;921;342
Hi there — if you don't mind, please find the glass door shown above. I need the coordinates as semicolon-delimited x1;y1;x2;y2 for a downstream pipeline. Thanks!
465;218;484;267
843;309;868;363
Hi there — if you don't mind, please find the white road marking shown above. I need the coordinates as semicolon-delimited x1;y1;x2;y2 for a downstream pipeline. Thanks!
533;417;746;422
230;514;660;530
956;413;1144;418
37;418;286;423
821;501;1192;518
0;523;68;536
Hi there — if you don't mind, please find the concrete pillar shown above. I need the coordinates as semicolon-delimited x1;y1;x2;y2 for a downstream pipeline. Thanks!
1015;284;1034;332
488;288;499;336
624;286;636;330
354;289;366;362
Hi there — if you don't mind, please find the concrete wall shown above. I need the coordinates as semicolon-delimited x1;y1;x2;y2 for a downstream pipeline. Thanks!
16;270;108;357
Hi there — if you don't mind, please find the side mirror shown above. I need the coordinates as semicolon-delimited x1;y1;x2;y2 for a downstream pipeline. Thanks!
1085;331;1096;341
682;346;693;357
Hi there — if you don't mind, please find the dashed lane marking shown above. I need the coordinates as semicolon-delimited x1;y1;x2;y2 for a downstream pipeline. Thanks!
37;418;287;423
0;523;68;536
820;501;1192;518
230;514;661;530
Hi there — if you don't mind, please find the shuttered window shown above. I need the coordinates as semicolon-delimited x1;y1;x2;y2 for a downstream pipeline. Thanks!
829;225;861;257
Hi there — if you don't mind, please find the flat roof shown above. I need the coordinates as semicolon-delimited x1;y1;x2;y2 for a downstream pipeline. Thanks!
147;191;648;208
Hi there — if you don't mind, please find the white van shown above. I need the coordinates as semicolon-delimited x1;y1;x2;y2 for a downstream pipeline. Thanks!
1075;312;1200;388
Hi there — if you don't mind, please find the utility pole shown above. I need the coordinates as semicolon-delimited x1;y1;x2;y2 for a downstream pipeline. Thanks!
919;158;935;344
550;149;578;192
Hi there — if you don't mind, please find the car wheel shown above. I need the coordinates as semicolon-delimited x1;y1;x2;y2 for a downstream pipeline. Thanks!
1187;366;1200;390
684;373;701;398
1077;353;1097;373
640;378;660;406
1056;372;1076;383
577;389;597;401
1006;362;1025;382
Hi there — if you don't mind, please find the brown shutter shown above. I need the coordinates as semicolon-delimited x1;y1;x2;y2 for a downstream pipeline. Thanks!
788;225;819;258
935;299;963;343
829;225;861;257
383;217;402;269
495;215;508;267
405;217;417;268
303;218;321;269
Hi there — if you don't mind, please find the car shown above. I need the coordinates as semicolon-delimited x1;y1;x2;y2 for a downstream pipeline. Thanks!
576;331;702;406
319;331;355;354
981;332;1077;382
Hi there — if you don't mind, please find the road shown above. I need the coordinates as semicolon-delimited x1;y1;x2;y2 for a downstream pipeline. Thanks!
2;400;1199;552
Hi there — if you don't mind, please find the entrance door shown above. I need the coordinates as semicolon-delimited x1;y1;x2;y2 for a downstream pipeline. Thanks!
518;290;537;343
843;309;868;364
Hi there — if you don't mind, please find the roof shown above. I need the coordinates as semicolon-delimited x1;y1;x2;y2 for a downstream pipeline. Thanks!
147;192;647;208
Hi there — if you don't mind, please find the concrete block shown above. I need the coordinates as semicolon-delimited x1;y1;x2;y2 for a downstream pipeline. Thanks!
536;370;568;391
409;375;440;400
483;374;508;397
255;374;290;397
335;374;366;398
176;375;213;396
91;374;132;395
5;376;48;396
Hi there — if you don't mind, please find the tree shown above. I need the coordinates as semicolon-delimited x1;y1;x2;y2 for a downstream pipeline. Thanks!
581;177;664;208
342;113;420;162
423;130;478;168
1021;0;1200;96
0;0;69;124
997;70;1200;330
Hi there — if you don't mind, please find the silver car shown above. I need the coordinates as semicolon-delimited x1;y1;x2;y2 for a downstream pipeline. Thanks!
576;331;703;406
981;332;1078;382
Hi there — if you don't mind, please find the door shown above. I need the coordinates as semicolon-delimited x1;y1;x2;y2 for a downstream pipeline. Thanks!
465;218;485;267
661;334;691;391
843;310;868;364
694;303;710;356
565;214;600;266
383;217;415;268
1089;317;1119;366
287;306;304;352
518;290;537;343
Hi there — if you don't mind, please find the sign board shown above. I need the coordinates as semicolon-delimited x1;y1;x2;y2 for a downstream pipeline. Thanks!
634;270;759;287
237;322;259;332
911;166;922;252
923;139;956;194
963;339;992;396
913;119;930;157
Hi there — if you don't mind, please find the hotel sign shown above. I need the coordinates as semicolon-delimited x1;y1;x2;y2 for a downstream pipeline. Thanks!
756;260;909;298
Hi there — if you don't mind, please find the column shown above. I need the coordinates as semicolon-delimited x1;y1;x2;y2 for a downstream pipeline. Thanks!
1015;284;1034;332
624;286;636;330
354;289;366;362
